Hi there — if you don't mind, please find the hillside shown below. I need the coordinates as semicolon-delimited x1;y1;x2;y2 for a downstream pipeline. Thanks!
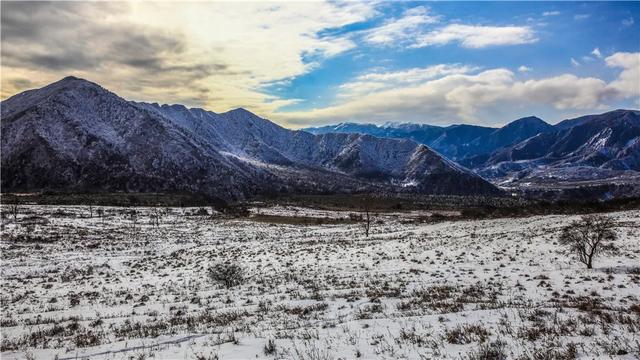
0;77;500;200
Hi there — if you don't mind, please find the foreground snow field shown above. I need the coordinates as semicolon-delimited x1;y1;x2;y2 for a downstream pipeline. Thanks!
1;205;639;359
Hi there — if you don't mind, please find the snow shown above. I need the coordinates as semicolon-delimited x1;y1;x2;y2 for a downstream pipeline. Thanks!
1;205;639;359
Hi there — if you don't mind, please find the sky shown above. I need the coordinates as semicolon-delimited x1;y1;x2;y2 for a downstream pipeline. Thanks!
1;1;639;128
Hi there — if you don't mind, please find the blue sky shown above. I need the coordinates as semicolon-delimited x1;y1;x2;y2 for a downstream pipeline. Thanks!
268;1;639;126
276;2;637;106
2;1;639;127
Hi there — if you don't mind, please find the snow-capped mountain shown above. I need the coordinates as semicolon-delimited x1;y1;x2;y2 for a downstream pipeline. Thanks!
0;76;500;200
471;109;640;183
304;110;640;185
304;118;553;161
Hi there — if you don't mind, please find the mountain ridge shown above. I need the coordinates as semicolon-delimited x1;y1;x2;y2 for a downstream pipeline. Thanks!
304;109;640;185
1;77;500;200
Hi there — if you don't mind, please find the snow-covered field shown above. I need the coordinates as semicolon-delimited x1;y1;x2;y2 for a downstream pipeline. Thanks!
1;205;639;359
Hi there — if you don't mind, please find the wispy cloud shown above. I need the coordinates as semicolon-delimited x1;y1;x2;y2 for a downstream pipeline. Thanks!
363;6;439;46
0;1;377;115
542;11;560;16
363;7;537;50
412;24;537;49
622;17;634;27
591;47;602;59
338;64;476;97
574;14;591;21
277;53;639;126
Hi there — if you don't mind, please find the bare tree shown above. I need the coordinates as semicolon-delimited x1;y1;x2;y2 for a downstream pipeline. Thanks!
362;198;373;238
559;215;617;269
129;209;139;241
151;207;161;227
8;204;19;221
96;208;105;224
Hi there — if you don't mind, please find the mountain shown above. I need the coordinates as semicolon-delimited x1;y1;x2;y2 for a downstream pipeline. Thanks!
304;117;555;161
472;109;640;184
304;110;640;195
305;122;495;160
467;116;554;156
0;76;500;200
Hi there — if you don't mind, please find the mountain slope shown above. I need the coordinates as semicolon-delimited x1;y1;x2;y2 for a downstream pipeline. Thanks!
1;77;500;199
0;77;261;198
473;110;640;182
304;110;640;188
304;117;553;161
305;122;495;160
467;116;554;156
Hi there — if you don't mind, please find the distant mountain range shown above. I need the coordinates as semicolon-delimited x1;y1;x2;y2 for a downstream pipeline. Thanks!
0;77;500;200
305;109;640;187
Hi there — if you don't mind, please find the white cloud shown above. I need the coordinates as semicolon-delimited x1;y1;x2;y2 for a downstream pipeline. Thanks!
542;11;560;16
591;47;602;59
338;64;477;98
605;52;640;97
412;24;537;49
510;75;609;110
518;65;532;73
276;56;638;126
357;64;475;83
1;1;378;117
571;58;581;67
574;14;591;21
363;6;439;46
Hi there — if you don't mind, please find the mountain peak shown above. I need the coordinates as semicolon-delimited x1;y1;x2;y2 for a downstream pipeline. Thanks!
60;75;82;82
1;75;111;118
505;116;549;128
54;75;100;88
33;76;109;98
226;107;255;116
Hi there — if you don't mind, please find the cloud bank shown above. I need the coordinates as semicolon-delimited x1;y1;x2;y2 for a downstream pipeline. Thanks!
1;1;376;115
277;52;639;126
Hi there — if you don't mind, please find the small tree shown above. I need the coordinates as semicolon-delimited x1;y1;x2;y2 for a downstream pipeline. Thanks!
559;215;617;269
9;204;19;221
151;207;161;227
208;262;244;288
363;206;371;237
361;197;373;238
129;209;139;241
96;208;105;224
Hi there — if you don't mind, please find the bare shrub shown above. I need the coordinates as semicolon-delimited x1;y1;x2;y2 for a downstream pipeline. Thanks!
518;342;578;360
559;215;617;269
208;262;244;288
363;204;371;238
219;204;250;218
445;324;490;344
8;204;19;221
195;353;219;360
466;339;508;360
263;338;276;355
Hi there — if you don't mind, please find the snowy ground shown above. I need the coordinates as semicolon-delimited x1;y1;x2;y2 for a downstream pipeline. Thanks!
1;205;639;359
